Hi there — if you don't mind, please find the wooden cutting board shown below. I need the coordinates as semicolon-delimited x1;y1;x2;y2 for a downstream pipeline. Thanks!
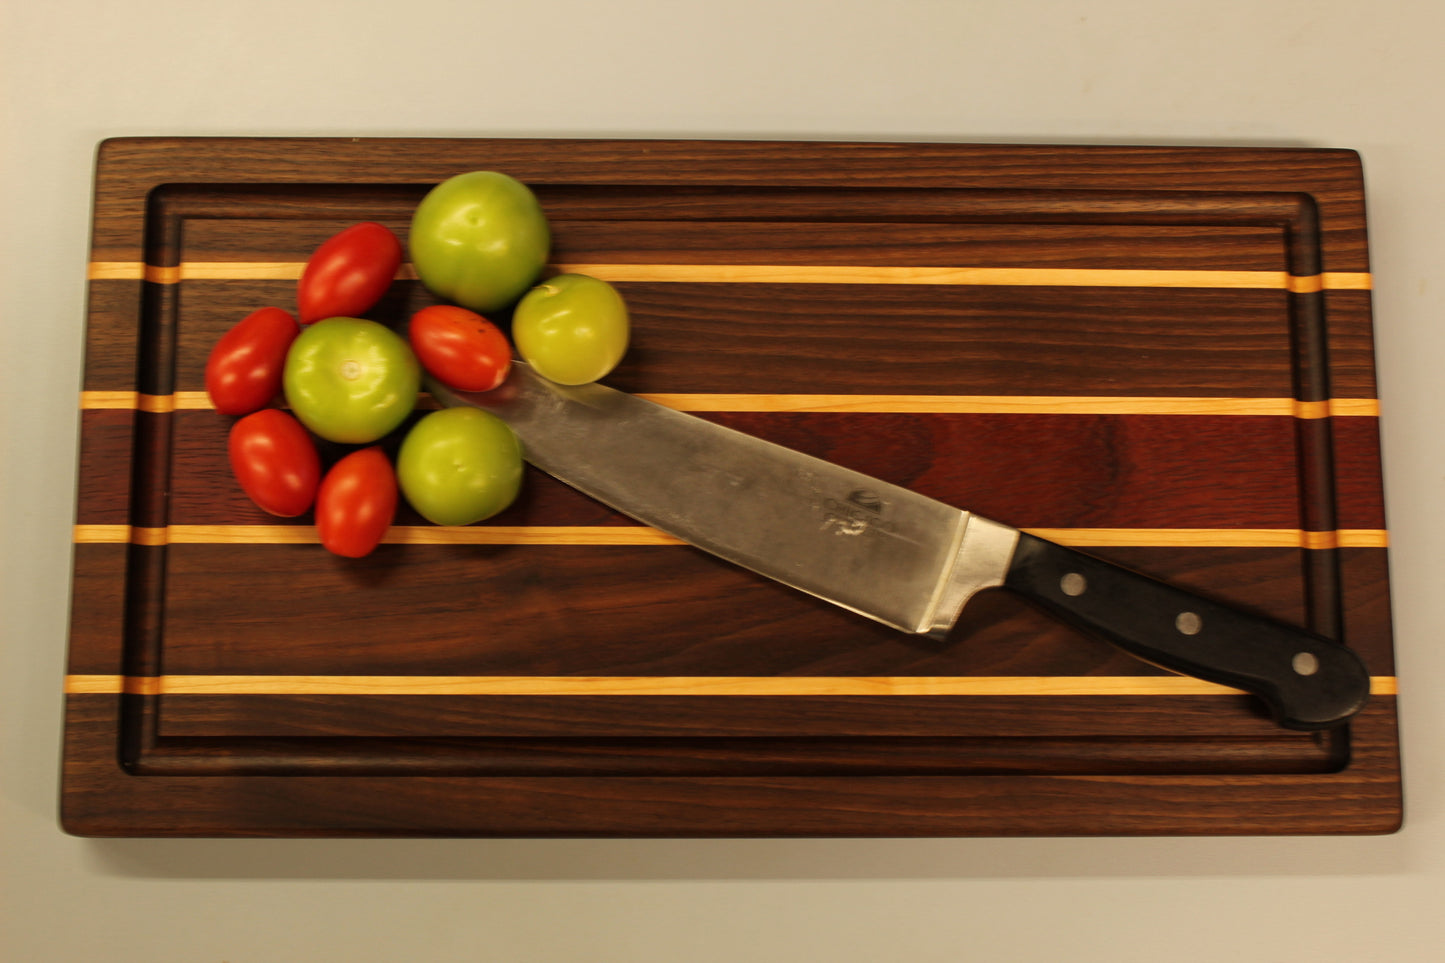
62;137;1401;836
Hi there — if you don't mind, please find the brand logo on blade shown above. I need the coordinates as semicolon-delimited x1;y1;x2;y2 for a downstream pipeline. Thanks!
820;489;891;537
796;470;897;538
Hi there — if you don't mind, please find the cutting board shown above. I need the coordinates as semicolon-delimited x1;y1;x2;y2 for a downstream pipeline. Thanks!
63;137;1401;836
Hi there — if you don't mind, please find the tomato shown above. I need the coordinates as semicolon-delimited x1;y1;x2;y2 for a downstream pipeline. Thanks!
205;307;300;415
408;171;550;314
316;446;397;558
397;408;523;526
408;305;512;392
228;408;321;517
296;222;403;324
511;274;629;385
283;317;420;444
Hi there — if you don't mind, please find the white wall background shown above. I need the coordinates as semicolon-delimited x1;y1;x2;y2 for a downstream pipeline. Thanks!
3;2;1440;960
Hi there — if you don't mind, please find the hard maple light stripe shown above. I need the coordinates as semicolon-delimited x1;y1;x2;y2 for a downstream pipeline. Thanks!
557;263;1376;291
63;673;1399;697
72;524;1389;549
634;395;1382;418
81;390;182;413
1022;528;1389;550
85;262;422;283
86;260;1374;291
77;390;1382;418
69;524;685;547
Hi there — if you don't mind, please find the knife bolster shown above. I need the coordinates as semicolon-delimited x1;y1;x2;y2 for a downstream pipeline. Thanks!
924;514;1020;639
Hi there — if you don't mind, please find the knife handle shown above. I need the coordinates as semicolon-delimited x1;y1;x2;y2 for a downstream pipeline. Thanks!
1002;532;1370;730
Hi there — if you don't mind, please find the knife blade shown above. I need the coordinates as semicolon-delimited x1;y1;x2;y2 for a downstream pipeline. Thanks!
426;364;1370;730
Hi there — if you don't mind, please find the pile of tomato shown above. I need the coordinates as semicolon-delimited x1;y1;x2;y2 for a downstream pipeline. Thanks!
205;171;630;558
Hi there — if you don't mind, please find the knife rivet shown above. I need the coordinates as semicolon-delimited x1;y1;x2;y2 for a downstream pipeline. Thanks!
1060;572;1087;597
1175;611;1203;635
1292;651;1320;676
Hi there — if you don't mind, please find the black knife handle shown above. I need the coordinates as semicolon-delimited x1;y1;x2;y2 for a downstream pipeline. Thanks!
1002;532;1370;730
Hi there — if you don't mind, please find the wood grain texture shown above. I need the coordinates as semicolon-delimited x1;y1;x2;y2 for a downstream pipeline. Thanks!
59;694;1402;834
72;408;1388;530
63;137;1399;837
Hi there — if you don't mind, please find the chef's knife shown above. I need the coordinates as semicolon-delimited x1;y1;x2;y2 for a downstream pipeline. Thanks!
427;364;1370;730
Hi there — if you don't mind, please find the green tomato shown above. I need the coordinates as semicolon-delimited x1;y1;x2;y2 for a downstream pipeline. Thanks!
397;407;523;526
408;171;551;314
512;274;630;386
283;317;420;444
